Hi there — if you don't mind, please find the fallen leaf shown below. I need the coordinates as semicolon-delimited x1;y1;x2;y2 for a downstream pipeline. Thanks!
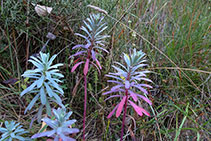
32;3;53;16
39;121;47;133
2;78;18;85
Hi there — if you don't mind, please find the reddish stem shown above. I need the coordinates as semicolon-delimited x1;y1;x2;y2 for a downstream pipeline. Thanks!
83;75;87;141
82;39;93;140
120;89;129;141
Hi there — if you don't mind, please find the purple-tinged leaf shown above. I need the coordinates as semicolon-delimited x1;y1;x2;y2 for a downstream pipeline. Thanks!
75;33;88;40
128;90;138;102
85;43;91;49
125;80;130;89
108;72;122;77
106;74;122;81
31;130;56;138
139;84;153;88
72;44;85;49
63;128;79;134
62;120;77;127
69;51;86;58
133;85;148;94
60;133;75;141
42;118;57;129
111;84;124;91
2;78;18;85
130;82;135;86
136;94;152;105
107;104;119;119
91;50;96;60
116;96;126;117
103;90;118;95
83;59;90;75
107;80;122;85
93;46;109;53
95;59;102;69
104;95;123;101
71;61;84;72
96;41;105;46
129;100;150;117
103;89;124;95
131;74;147;81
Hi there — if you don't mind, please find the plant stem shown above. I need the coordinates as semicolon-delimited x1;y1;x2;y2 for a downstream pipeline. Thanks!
120;89;128;141
83;75;87;141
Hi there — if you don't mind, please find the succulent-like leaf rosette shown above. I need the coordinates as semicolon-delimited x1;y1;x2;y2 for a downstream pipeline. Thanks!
0;121;29;141
31;108;79;141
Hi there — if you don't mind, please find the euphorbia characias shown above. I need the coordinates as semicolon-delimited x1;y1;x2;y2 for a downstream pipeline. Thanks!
70;13;109;140
20;52;64;122
103;49;152;140
31;108;79;141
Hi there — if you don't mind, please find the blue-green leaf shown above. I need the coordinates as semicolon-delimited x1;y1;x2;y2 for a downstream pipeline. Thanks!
28;59;43;70
95;25;107;38
40;86;46;105
51;72;64;78
48;63;63;70
123;53;131;68
24;94;39;114
30;56;42;64
47;54;57;68
37;75;45;88
0;127;7;133
46;99;52;116
20;81;37;97
44;82;53;97
81;26;92;38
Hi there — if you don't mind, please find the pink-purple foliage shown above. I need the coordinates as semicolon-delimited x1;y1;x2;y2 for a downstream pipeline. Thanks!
103;49;153;118
69;13;109;140
70;14;109;75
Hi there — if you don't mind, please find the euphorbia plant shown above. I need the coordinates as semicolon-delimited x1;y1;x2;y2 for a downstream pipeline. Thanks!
0;121;29;141
20;52;64;121
31;108;79;141
70;13;109;140
103;49;152;140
